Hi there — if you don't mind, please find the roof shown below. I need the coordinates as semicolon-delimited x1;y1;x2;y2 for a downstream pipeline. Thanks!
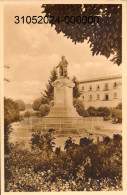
79;75;122;84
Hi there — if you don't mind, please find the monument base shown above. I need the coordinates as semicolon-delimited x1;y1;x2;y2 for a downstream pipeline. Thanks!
46;77;80;118
46;106;80;118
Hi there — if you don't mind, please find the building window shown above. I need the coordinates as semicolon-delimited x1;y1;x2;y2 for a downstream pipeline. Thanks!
114;93;117;99
104;83;109;91
114;82;117;88
89;95;92;101
89;86;92;91
97;94;100;100
82;95;84;100
105;94;109;101
97;85;100;90
81;86;84;91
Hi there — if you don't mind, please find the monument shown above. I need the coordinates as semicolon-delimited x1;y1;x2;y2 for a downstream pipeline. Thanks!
42;56;81;133
46;56;79;118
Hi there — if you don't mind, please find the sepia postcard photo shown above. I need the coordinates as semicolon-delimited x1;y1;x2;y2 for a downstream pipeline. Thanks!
1;0;127;194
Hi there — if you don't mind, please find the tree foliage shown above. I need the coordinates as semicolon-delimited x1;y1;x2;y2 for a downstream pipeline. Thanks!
113;134;122;142
42;4;122;65
103;136;111;144
73;98;88;117
64;137;77;151
39;104;50;117
41;68;58;104
33;98;42;111
4;97;21;125
30;131;55;155
79;137;93;147
72;76;82;98
97;107;110;117
87;106;97;116
15;99;26;111
24;110;31;118
4;97;21;154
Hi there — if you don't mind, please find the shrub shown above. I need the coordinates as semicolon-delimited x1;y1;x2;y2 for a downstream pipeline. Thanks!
113;134;122;142
55;147;61;155
24;110;31;118
97;107;110;117
39;104;50;117
79;137;93;147
87;106;97;116
30;131;55;155
103;136;111;143
32;98;42;111
64;137;78;150
112;108;122;123
73;98;88;117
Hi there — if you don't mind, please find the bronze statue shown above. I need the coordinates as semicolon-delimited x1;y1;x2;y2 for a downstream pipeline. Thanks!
56;56;68;77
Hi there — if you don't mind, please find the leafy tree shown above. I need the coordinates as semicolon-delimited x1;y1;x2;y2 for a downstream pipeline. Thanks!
32;98;42;111
42;4;122;65
87;106;97;116
39;104;50;117
97;107;110;117
15;99;26;111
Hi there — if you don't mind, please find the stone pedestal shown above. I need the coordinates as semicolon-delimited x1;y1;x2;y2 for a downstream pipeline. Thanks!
46;77;80;118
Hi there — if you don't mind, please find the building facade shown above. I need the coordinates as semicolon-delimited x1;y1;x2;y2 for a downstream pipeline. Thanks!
79;75;122;109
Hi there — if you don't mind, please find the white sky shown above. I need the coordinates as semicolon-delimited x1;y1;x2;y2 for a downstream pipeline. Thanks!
4;4;122;104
